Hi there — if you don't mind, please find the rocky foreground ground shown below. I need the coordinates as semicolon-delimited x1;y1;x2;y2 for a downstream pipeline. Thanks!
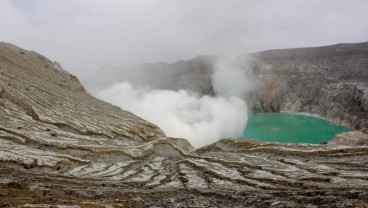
0;42;368;207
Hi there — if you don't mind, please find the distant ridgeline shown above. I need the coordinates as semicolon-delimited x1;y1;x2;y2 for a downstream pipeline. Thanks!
86;42;368;130
1;42;368;206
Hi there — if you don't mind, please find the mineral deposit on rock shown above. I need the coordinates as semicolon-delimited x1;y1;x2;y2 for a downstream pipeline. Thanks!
0;42;367;207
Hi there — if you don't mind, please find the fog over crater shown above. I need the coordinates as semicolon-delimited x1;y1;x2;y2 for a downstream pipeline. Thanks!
95;57;254;147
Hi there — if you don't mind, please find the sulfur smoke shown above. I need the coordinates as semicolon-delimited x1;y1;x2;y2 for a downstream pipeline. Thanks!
96;57;252;148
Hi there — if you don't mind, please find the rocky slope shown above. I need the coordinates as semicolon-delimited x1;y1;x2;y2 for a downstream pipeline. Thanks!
85;42;368;131
83;55;216;95
1;43;368;207
253;42;368;130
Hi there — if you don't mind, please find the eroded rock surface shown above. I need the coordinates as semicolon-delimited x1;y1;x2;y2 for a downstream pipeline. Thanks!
0;42;368;207
253;42;368;130
87;42;368;132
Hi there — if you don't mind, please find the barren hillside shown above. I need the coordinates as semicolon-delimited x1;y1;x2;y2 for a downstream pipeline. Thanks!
0;43;367;207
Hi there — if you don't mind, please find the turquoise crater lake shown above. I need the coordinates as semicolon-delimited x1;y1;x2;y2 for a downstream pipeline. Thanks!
240;113;350;144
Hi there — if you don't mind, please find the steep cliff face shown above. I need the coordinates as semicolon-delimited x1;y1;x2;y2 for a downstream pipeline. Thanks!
253;42;368;130
1;43;368;207
86;42;368;131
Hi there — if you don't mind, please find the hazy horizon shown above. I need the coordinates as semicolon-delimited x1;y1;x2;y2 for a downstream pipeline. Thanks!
1;0;368;78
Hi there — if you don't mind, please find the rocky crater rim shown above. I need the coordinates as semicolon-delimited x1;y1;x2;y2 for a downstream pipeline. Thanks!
0;42;368;207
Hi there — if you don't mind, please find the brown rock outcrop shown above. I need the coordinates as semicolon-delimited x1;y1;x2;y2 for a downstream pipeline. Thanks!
0;43;367;207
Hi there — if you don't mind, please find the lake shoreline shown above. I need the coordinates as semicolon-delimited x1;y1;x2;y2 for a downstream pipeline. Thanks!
241;112;350;144
282;111;351;128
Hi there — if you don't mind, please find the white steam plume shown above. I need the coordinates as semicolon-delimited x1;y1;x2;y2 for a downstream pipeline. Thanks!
97;83;247;147
95;56;252;148
213;56;255;98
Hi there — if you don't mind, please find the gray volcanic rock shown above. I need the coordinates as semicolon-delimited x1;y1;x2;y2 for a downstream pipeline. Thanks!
84;55;216;95
1;43;368;207
330;131;368;146
86;42;368;131
252;42;368;130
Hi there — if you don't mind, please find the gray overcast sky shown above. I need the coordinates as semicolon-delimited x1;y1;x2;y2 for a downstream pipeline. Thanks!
1;0;368;78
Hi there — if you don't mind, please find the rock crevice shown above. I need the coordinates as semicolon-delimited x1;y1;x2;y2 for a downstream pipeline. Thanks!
0;42;367;207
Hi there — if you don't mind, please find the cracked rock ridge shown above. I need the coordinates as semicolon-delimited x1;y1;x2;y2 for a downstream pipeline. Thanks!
0;42;367;207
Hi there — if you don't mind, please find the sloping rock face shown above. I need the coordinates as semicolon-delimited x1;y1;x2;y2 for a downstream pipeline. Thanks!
252;42;368;130
1;43;368;207
84;56;216;95
86;42;368;131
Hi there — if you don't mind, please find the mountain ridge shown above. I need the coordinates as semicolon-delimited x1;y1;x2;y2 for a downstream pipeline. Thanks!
0;42;368;207
85;41;368;130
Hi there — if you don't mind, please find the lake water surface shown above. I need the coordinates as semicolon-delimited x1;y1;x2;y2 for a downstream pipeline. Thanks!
240;113;349;144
